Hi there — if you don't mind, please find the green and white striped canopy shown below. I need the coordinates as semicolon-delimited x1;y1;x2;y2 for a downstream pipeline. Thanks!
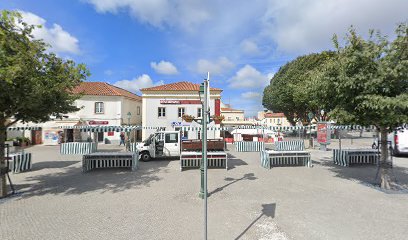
59;125;166;132
181;125;376;131
7;126;42;131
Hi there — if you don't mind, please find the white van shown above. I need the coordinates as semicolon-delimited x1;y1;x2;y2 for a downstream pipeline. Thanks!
372;126;408;156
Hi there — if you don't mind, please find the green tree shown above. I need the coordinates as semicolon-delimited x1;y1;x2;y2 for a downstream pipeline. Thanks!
262;51;335;125
0;10;89;197
320;25;408;189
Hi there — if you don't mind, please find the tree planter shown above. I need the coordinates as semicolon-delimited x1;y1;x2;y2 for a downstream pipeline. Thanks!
211;115;224;124
182;115;195;122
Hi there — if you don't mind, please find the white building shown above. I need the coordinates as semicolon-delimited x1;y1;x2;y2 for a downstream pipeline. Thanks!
220;103;256;127
258;111;292;128
8;82;143;145
140;81;223;140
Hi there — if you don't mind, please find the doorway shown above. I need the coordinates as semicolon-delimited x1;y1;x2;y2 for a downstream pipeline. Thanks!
97;132;104;142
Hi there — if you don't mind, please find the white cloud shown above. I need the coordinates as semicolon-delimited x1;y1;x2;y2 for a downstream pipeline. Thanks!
85;1;408;58
19;11;80;54
241;39;260;56
85;0;211;31
241;91;261;100
150;60;179;75
261;0;408;54
196;57;234;75
113;74;164;93
228;65;269;89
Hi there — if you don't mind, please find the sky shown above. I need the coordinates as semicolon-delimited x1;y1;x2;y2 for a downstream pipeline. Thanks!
1;0;408;116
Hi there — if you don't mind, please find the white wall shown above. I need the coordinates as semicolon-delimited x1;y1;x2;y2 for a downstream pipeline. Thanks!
142;94;219;140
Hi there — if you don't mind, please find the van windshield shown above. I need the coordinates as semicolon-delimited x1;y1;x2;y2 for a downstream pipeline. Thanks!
143;134;154;144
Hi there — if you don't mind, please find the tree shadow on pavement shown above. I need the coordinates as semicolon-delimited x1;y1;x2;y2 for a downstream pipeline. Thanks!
319;156;408;193
227;153;248;170
31;161;78;171
209;173;257;197
235;203;276;240
13;159;171;199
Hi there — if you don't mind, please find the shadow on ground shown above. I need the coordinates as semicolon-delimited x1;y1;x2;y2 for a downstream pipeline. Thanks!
318;156;408;193
235;203;276;240
209;173;257;197
227;153;248;170
12;158;172;199
31;161;78;171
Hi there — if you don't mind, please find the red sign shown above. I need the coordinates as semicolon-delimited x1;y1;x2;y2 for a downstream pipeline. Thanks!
108;131;114;136
88;120;109;125
160;100;202;104
317;122;331;143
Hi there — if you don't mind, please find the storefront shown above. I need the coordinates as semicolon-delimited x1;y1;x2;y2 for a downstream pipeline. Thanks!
140;81;223;140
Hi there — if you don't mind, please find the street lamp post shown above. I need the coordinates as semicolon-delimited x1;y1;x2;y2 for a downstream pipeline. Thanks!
308;112;314;148
127;112;131;151
198;73;209;240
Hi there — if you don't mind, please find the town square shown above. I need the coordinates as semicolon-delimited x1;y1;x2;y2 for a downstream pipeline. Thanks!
1;1;408;240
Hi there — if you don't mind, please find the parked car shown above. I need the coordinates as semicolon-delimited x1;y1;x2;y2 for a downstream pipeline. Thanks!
372;126;408;156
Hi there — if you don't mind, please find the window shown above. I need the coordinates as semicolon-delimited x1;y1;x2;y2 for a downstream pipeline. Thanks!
197;108;202;118
158;107;166;118
228;117;232;121
178;107;185;118
165;133;178;143
137;106;141;115
95;102;104;114
236;117;240;121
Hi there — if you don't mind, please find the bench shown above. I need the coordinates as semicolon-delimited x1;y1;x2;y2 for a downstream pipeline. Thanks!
180;151;228;171
333;149;379;167
235;141;265;152
82;151;139;172
6;152;32;173
261;150;311;168
274;140;305;151
60;142;97;155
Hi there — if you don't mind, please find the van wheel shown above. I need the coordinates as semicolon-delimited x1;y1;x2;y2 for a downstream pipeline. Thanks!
141;152;151;162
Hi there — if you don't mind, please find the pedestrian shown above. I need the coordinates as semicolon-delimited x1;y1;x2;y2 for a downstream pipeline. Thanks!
119;132;125;146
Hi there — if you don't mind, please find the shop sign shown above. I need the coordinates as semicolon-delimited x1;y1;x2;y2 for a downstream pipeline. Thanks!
89;120;109;125
171;121;191;127
160;100;201;104
317;122;331;144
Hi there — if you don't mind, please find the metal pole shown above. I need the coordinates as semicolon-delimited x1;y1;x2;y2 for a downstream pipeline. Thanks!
203;76;209;240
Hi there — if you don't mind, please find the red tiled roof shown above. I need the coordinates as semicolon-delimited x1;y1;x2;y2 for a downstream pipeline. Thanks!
72;82;141;101
221;107;243;112
265;112;285;118
140;81;222;92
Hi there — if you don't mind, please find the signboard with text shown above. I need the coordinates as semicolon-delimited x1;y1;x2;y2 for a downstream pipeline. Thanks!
88;120;109;125
160;100;202;104
317;122;331;144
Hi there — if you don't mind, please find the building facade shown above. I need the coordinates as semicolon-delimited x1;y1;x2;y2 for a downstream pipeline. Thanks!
220;103;256;127
140;81;222;140
8;82;143;145
258;112;292;127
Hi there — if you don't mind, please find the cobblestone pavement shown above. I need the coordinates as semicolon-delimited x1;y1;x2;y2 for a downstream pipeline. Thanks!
1;138;408;240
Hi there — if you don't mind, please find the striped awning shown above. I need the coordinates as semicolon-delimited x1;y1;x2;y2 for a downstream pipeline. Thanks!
7;126;42;131
79;126;141;132
181;125;376;131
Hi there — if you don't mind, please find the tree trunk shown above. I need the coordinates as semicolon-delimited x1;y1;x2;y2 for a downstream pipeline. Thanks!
379;127;391;189
0;120;7;197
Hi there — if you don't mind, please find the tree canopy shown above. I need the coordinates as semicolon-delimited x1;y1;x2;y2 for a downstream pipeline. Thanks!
320;26;408;129
0;10;89;126
262;51;336;125
0;10;89;197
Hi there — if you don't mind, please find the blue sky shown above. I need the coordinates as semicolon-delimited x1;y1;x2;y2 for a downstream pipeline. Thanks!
1;0;407;116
